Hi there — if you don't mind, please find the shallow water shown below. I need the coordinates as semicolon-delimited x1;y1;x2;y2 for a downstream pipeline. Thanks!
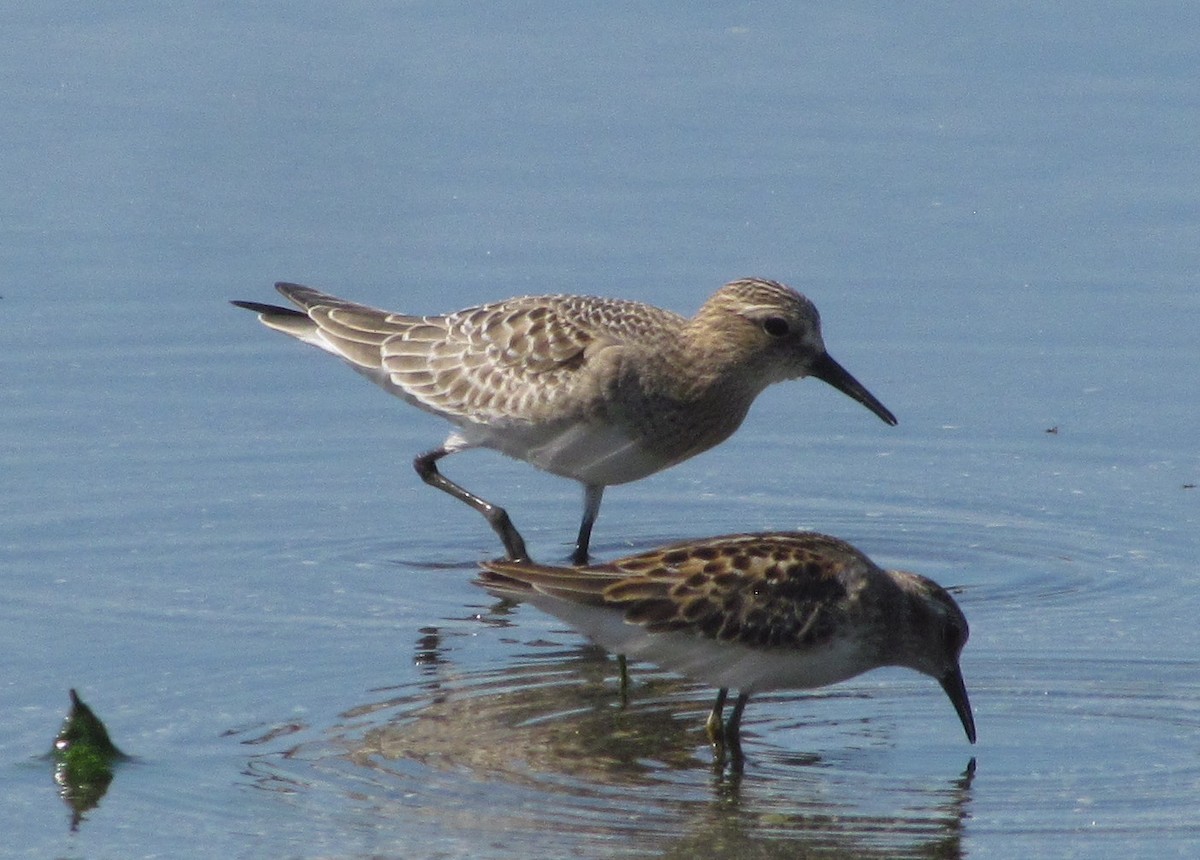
4;3;1199;858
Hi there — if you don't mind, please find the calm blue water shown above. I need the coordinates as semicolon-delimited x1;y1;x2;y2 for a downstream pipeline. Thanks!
4;3;1198;858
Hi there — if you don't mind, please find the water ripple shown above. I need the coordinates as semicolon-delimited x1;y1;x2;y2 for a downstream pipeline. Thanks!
236;648;978;858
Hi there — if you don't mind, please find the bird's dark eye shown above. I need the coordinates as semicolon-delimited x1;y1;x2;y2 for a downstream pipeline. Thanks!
762;317;790;337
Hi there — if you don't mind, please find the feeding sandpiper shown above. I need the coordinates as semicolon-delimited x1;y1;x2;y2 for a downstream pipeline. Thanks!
477;531;975;756
232;279;896;563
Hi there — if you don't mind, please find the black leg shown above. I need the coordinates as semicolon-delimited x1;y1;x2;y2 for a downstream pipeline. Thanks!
413;448;529;562
616;653;630;706
572;484;604;566
706;688;729;745
708;690;748;768
725;693;750;744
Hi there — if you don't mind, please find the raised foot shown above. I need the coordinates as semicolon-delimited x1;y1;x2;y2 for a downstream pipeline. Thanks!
485;506;529;562
414;448;529;562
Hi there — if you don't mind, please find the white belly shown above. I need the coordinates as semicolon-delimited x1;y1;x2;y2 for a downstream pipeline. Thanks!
527;592;875;695
462;419;676;487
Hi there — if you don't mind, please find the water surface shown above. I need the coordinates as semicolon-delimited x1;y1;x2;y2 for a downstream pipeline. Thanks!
3;3;1198;858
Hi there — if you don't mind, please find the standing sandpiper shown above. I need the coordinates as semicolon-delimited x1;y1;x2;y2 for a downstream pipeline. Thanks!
233;279;896;563
477;531;975;757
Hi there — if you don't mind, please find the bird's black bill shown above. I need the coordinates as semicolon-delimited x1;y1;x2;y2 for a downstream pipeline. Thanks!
939;665;977;744
809;353;897;426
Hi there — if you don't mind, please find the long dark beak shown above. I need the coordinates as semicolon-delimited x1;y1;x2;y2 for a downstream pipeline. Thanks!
809;353;897;426
939;665;977;744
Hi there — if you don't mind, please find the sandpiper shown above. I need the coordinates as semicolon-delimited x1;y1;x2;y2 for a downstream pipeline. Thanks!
232;279;896;563
477;532;975;755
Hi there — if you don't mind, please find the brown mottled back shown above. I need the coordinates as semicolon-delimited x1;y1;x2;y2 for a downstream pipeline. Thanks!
600;533;859;649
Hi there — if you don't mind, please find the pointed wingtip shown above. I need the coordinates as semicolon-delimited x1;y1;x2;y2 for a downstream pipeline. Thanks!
474;565;537;599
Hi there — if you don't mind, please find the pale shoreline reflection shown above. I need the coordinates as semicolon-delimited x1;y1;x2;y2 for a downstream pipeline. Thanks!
239;630;975;859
